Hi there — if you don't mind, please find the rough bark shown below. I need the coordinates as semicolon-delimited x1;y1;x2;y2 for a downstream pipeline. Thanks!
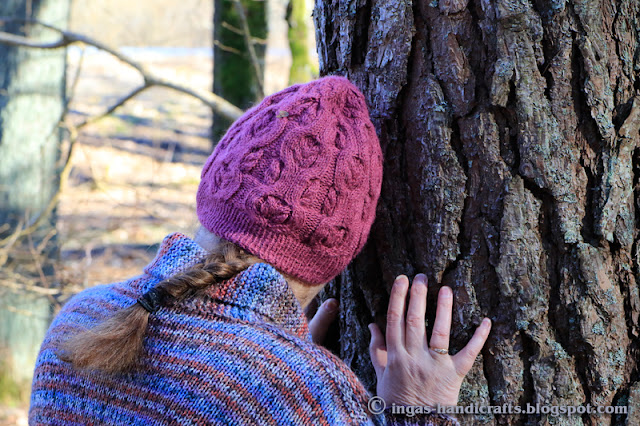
0;0;69;401
315;0;640;424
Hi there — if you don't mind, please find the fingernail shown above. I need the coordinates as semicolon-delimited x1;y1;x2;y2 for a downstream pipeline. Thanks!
368;324;374;333
415;273;427;285
395;275;408;285
441;286;452;298
482;318;491;327
325;299;338;313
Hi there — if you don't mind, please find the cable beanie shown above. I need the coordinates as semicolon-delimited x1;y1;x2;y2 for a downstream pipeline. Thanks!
196;76;383;285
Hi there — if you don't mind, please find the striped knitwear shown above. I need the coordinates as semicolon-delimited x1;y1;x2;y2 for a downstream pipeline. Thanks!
30;233;459;425
197;76;383;285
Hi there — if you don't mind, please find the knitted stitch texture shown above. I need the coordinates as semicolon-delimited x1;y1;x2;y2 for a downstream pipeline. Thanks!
197;76;383;285
30;233;458;426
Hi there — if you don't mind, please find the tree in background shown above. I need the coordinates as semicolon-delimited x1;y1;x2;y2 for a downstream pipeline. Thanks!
0;0;70;403
287;0;316;84
213;0;318;143
212;0;267;142
315;1;640;424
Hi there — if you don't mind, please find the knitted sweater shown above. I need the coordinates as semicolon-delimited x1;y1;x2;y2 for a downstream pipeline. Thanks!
30;233;459;426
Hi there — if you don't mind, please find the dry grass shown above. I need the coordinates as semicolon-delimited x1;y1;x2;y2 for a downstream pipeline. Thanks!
58;49;213;286
0;11;215;420
0;1;295;420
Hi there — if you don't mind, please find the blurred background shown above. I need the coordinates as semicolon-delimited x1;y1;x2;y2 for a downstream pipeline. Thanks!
0;0;317;423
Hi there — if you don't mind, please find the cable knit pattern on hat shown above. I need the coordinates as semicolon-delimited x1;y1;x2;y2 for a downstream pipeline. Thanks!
197;76;383;285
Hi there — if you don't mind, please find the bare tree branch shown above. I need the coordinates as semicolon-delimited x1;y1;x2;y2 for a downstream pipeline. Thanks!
250;37;268;45
0;17;257;300
0;18;246;258
0;279;60;296
231;0;264;97
221;21;266;45
76;85;148;130
0;21;244;121
221;21;244;35
0;30;67;49
213;39;243;55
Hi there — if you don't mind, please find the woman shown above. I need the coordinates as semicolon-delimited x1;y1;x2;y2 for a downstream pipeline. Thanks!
30;76;491;425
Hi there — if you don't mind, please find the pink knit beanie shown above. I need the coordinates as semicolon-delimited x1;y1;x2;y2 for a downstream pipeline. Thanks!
196;76;383;285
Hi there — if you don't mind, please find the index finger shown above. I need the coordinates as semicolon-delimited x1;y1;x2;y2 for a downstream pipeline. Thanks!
386;275;409;354
452;318;491;376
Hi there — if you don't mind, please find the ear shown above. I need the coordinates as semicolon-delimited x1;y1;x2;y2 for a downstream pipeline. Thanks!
194;226;222;251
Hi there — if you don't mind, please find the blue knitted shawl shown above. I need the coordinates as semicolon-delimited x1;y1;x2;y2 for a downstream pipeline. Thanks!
29;233;458;425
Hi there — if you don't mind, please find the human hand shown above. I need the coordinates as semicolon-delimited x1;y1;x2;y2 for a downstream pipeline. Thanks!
368;274;491;407
307;298;339;345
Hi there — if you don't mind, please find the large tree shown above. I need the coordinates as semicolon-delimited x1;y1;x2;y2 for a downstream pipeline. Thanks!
315;1;640;424
0;0;69;401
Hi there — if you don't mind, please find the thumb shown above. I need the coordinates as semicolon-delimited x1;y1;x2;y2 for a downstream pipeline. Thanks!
368;323;387;378
309;298;339;344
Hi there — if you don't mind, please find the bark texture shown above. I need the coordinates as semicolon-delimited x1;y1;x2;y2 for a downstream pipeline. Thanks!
314;0;640;424
0;0;69;400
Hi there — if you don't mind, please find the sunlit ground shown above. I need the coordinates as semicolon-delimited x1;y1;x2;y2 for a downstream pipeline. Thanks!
57;47;212;288
0;0;315;420
0;45;213;426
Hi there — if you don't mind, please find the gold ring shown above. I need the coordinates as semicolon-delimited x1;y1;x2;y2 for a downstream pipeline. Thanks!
431;347;449;355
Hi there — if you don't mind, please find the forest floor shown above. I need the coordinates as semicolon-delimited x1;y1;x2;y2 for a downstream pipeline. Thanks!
0;48;214;426
56;48;213;288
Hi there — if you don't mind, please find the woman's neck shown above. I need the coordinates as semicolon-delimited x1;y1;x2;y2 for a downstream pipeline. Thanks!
193;227;324;309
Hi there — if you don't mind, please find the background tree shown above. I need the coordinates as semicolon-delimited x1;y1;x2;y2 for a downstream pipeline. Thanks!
0;0;70;402
212;0;315;142
315;1;640;424
212;0;267;141
287;0;316;84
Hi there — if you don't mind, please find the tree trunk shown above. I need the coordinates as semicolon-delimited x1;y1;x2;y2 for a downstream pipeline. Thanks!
287;0;316;84
0;0;69;402
314;1;640;424
265;0;292;93
212;0;267;142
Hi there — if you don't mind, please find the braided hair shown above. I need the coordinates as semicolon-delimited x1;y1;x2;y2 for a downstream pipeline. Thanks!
59;238;259;374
